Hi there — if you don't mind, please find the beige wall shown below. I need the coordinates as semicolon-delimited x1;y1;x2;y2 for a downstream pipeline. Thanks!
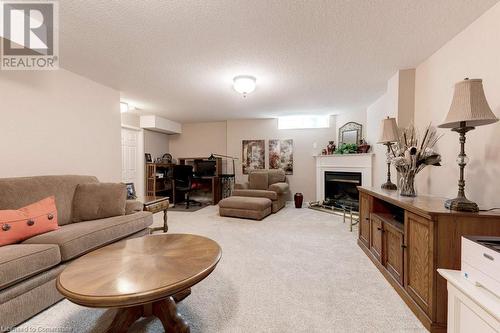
366;72;400;188
365;69;416;188
0;69;121;181
144;130;170;161
168;118;337;201
414;2;500;208
397;69;416;129
121;113;140;128
169;121;227;159
226;117;337;201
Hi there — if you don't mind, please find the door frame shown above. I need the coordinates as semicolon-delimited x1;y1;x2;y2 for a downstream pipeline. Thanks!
121;125;145;198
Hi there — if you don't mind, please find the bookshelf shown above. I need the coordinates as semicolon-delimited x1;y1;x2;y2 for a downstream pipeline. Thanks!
145;162;174;197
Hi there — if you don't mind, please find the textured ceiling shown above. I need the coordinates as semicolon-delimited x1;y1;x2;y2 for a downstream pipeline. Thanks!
59;0;498;122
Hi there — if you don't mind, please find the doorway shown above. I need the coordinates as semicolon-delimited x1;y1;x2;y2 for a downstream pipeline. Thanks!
121;128;139;188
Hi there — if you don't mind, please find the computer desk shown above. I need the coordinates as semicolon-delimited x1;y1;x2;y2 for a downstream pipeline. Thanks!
172;175;221;205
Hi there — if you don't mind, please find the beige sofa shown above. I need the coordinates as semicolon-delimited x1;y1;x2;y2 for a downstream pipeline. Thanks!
0;175;153;329
233;169;289;213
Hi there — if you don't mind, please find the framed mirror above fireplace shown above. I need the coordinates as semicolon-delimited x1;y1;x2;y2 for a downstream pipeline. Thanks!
338;122;362;145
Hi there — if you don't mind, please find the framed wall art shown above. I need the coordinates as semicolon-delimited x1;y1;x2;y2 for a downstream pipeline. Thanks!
242;140;265;174
269;139;293;174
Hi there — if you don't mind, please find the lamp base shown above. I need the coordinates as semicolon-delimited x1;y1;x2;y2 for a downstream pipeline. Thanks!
444;197;479;212
381;181;397;191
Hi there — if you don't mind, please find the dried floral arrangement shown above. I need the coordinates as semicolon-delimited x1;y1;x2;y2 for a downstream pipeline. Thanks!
390;123;443;196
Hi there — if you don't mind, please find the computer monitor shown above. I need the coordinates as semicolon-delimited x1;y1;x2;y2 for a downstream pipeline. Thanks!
194;160;216;177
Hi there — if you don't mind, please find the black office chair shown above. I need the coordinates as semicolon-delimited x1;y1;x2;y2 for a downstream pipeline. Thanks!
172;165;202;209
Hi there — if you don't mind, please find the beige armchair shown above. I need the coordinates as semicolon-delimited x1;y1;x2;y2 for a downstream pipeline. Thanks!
233;169;289;213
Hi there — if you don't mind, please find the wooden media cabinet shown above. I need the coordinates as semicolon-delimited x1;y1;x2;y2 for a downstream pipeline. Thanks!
357;187;500;332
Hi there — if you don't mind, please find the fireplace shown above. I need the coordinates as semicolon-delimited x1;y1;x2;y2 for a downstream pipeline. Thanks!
323;171;362;209
315;153;373;205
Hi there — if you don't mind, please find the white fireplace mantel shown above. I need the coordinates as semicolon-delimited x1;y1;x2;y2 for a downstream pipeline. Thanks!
315;153;374;202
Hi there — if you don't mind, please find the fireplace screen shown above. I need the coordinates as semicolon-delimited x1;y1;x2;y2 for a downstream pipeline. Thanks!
324;171;362;209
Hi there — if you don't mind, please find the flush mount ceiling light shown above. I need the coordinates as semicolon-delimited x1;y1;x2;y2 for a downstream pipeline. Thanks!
233;75;257;97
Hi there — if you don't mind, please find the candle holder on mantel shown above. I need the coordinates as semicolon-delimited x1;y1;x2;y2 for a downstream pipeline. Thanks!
377;117;399;190
438;78;498;212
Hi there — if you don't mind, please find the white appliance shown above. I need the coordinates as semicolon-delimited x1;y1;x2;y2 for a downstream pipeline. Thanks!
438;236;500;333
462;236;500;297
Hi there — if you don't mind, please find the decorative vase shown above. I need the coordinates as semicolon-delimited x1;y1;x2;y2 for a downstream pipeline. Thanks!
294;193;303;208
357;143;371;153
327;141;336;154
398;171;416;197
390;124;443;198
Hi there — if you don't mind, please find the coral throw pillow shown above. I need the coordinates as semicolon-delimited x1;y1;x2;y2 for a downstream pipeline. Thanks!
0;196;59;246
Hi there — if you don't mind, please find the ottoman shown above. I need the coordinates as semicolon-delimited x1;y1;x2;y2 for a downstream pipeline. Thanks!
219;196;272;220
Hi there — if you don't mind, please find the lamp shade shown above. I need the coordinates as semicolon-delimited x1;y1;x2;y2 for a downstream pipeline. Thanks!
438;79;498;129
378;117;399;143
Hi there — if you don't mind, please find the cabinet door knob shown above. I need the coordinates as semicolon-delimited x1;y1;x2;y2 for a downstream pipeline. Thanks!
377;227;383;231
401;244;407;248
365;217;370;221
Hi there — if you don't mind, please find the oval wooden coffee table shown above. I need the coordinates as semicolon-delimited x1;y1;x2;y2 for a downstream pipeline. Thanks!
56;234;222;333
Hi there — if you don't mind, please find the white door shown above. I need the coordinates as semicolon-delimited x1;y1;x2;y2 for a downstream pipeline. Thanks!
121;128;139;186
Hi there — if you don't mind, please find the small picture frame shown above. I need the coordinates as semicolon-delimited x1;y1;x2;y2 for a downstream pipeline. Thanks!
145;153;152;163
125;183;137;200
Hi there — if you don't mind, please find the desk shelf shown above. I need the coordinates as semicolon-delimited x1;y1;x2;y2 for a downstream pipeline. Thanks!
146;163;174;197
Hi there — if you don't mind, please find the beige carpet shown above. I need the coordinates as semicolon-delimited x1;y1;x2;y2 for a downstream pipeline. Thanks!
19;204;427;333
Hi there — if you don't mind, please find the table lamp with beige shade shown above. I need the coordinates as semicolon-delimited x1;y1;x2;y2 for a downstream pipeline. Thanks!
438;78;498;212
378;117;399;190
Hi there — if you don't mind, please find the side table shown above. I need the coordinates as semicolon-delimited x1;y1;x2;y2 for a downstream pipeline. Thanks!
143;196;169;233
